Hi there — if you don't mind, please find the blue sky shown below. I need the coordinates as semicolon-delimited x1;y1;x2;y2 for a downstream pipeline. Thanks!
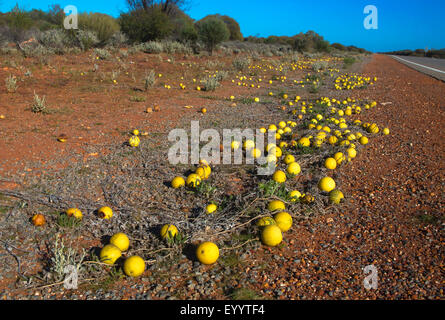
1;0;444;52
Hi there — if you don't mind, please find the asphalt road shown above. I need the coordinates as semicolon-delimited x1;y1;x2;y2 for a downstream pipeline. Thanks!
390;55;445;81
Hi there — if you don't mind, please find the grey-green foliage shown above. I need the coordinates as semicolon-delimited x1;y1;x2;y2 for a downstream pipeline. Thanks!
232;56;251;71
50;235;86;282
107;32;128;48
36;29;69;53
201;77;220;91
32;92;48;113
142;41;164;54
144;69;156;91
5;74;18;93
196;17;230;54
75;30;99;51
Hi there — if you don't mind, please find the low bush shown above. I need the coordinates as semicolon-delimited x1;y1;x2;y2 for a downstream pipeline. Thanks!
78;12;120;44
232;56;251;71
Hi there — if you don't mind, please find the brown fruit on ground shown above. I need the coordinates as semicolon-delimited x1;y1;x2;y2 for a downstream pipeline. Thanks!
32;214;46;226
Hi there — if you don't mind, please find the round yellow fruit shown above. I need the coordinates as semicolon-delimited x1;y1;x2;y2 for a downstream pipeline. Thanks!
324;157;337;170
160;224;178;240
261;225;283;246
383;128;390;135
298;137;310;147
334;152;345;164
129;136;140;147
196;164;211;180
251;148;262;159
273;212;292;232
318;177;336;192
171;176;185;188
347;148;357;159
266;143;276;152
272;170;286;183
66;208;83;220
329;189;344;204
98;206;113;219
206;204;217;214
243;139;255;150
284;154;295;164
231;140;240;150
186;173;201;188
328;136;338;145
268;200;285;212
286;162;301;175
269;147;282;158
256;216;276;227
288;190;302;201
359;136;369;145
110;232;130;252
123;256;145;277
132;129;139;136
196;242;219;265
100;244;121;265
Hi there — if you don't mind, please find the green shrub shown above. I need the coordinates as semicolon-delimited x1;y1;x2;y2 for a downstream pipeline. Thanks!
75;30;99;51
22;43;54;59
215;70;228;81
200;14;243;41
196;17;230;55
5;75;18;93
163;40;191;54
78;12;120;44
201;77;220;91
143;70;156;91
94;48;111;60
119;8;173;43
179;22;198;43
142;41;164;54
343;57;356;67
5;5;33;42
36;29;69;53
107;32;128;47
32;92;48;113
232;56;251;71
311;61;328;72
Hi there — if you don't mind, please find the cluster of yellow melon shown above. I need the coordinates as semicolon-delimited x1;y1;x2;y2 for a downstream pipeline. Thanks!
128;129;141;147
99;232;146;277
256;199;293;247
171;159;212;190
334;74;377;90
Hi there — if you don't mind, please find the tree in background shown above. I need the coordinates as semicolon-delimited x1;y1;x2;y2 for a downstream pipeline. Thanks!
196;16;230;55
78;12;120;44
293;33;308;52
5;4;33;42
121;0;196;43
199;14;243;41
126;0;187;16
120;6;172;42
